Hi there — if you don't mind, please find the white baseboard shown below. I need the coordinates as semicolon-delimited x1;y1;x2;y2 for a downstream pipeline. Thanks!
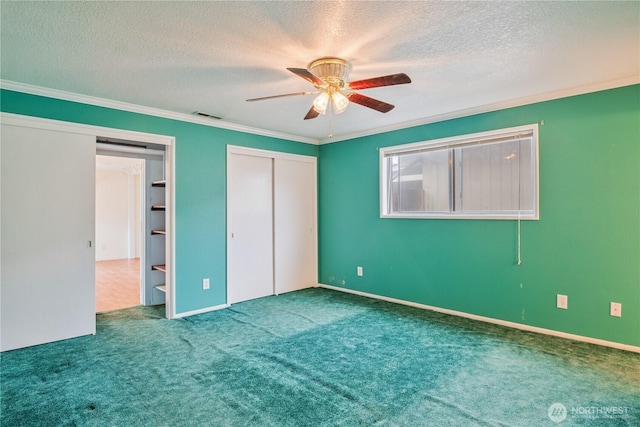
317;284;640;354
173;303;229;319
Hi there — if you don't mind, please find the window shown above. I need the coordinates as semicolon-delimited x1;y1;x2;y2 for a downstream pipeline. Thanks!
380;124;538;219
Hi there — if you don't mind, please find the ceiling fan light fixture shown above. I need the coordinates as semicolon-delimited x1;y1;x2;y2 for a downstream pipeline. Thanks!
313;91;330;114
308;57;351;86
331;90;349;114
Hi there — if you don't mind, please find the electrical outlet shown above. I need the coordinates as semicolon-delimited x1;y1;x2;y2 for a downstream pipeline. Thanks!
203;278;210;290
357;266;363;277
610;302;621;317
556;294;568;309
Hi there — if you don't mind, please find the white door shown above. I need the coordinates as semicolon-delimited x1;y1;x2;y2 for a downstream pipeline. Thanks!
227;153;274;304
227;147;318;305
274;158;317;294
1;124;96;351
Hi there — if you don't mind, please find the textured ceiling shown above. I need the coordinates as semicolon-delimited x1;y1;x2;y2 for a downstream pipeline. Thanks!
1;1;638;143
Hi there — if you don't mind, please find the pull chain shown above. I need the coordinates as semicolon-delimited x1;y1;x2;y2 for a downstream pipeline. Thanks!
517;213;522;265
328;103;334;139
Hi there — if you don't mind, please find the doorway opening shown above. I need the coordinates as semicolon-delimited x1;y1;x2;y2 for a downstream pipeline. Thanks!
95;155;143;312
95;138;168;314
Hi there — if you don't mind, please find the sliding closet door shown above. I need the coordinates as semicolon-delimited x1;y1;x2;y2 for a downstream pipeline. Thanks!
1;124;96;351
227;147;318;305
227;153;274;304
274;158;317;294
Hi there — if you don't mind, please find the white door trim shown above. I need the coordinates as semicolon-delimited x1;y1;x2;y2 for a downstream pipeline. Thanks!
227;145;317;164
0;112;177;319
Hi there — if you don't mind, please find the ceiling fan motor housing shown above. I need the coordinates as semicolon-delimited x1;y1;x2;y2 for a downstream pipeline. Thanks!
308;57;351;89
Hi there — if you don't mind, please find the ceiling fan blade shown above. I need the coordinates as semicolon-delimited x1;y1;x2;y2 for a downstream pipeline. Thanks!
246;91;313;102
347;93;395;113
303;105;320;120
287;68;325;86
348;73;411;90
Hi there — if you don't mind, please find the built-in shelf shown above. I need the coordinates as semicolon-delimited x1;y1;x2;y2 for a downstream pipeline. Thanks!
148;168;167;306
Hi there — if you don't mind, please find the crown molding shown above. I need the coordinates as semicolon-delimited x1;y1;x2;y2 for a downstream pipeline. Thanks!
0;80;320;145
3;76;637;146
319;75;640;144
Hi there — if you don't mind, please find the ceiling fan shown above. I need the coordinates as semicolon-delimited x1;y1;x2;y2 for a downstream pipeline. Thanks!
247;57;411;120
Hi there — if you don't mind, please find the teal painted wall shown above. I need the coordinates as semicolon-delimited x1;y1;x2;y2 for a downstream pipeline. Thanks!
3;85;638;347
318;85;640;347
0;90;318;314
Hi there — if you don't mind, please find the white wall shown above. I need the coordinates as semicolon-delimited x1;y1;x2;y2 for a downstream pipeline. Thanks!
95;169;130;261
133;174;141;258
95;155;143;261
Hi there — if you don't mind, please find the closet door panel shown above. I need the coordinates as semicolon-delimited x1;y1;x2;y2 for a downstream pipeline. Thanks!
274;158;317;294
1;124;96;351
227;154;274;304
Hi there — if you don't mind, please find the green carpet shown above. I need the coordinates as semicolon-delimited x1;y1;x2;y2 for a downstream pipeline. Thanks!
1;288;639;426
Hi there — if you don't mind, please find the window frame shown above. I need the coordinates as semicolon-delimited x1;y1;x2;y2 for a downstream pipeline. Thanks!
379;124;539;220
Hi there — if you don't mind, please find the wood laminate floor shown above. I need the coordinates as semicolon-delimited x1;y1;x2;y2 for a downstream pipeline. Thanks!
96;258;140;313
